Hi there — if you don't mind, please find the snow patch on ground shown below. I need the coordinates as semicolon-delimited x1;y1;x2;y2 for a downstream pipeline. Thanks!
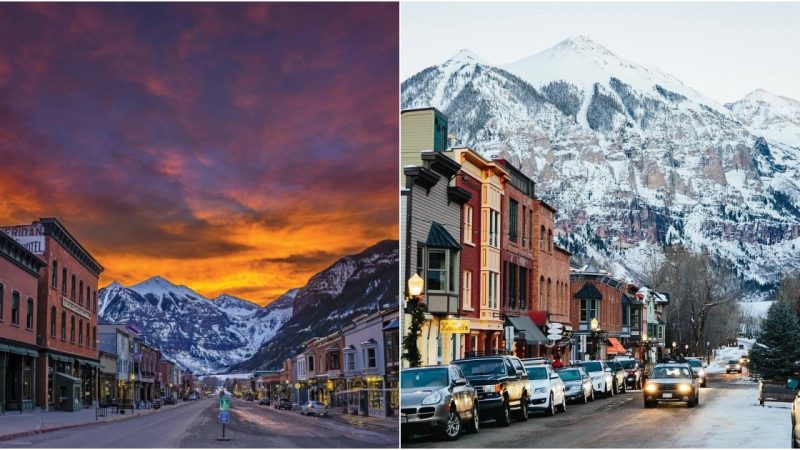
706;338;753;375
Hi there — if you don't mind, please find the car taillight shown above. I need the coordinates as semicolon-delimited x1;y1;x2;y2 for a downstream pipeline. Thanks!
627;370;635;376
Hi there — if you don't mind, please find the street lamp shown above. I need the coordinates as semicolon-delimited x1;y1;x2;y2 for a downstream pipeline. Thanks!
403;273;426;368
590;318;600;360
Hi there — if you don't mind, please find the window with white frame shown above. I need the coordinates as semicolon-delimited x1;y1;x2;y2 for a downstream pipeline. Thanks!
364;347;377;368
427;249;449;292
462;270;472;310
463;205;473;245
579;299;598;323
345;350;356;372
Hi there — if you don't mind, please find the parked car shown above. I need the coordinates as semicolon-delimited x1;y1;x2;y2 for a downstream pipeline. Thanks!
275;398;292;410
686;358;708;387
259;397;271;406
615;358;643;390
400;365;479;441
643;363;700;408
163;397;177;405
452;355;529;426
151;398;162;409
557;367;594;403
301;400;329;416
604;360;627;394
522;360;567;415
726;359;743;373
578;361;615;398
188;393;197;401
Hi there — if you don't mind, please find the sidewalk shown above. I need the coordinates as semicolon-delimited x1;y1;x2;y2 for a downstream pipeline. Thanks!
326;409;399;431
0;400;195;442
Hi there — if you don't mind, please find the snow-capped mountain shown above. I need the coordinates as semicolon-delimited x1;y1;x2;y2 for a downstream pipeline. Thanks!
402;36;800;289
98;277;294;374
232;239;399;371
727;89;800;149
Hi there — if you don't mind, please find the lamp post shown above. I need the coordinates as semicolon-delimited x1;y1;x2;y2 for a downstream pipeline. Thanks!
642;332;649;364
402;274;426;368
590;318;600;360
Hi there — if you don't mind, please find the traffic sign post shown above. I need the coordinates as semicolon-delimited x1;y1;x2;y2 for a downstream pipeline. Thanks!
217;394;231;441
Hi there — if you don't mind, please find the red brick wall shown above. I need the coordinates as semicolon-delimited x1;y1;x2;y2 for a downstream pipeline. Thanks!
37;234;100;361
456;172;481;325
500;182;536;315
0;257;40;346
532;200;571;324
568;277;624;334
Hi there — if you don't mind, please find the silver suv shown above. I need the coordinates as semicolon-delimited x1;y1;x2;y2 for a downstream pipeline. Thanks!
401;365;479;441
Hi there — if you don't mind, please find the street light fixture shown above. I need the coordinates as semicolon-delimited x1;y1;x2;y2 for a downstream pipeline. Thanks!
589;318;601;360
403;273;426;368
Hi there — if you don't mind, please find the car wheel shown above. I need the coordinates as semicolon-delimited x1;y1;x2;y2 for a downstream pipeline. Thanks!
792;429;799;449
466;404;479;434
559;392;567;413
687;396;696;408
442;409;462;441
495;399;512;427
621;381;626;393
590;389;595;402
582;391;588;404
517;395;529;421
608;383;614;398
644;400;655;408
638;378;643;390
547;394;556;416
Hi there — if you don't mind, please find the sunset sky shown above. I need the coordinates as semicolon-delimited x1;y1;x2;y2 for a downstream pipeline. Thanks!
0;3;398;305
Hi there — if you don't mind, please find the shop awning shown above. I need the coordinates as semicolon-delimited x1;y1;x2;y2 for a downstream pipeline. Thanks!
426;222;461;250
1;343;38;357
56;372;82;383
506;315;549;345
383;319;399;330
606;337;627;355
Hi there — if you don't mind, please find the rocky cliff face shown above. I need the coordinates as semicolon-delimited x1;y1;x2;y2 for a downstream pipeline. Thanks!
402;37;800;289
232;240;399;371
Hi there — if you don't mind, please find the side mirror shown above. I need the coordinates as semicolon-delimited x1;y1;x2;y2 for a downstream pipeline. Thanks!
605;368;612;372
453;378;467;387
703;364;708;368
550;373;559;380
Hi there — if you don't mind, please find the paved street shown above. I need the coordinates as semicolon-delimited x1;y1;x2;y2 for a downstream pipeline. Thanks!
0;397;398;448
403;371;792;448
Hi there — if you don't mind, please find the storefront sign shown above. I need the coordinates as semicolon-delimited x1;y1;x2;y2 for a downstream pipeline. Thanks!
1;224;45;254
440;319;470;334
62;297;91;319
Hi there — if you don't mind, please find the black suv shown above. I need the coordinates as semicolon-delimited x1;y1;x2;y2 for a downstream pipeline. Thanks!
603;360;627;394
452;355;529;426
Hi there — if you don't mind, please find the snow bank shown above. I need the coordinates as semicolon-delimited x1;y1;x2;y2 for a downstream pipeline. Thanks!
706;338;753;375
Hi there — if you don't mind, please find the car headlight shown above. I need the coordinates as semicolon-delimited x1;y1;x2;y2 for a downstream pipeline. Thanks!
533;387;546;394
677;384;692;393
421;391;442;405
698;369;705;377
484;384;502;394
644;383;658;393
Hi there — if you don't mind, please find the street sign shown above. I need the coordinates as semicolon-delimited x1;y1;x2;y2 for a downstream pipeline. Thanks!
441;319;470;334
547;333;563;340
218;411;230;424
547;323;564;330
219;394;230;411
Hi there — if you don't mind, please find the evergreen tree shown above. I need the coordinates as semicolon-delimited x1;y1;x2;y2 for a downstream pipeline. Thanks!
749;301;800;380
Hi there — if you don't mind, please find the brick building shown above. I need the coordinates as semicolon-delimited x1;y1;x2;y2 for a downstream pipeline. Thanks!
569;267;628;361
0;230;46;413
2;219;103;411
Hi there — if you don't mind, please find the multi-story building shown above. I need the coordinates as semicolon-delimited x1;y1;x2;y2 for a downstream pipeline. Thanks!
400;107;449;184
448;148;508;358
159;359;177;400
342;311;387;417
0;230;46;413
621;290;644;358
2;218;104;411
569;267;628;361
636;286;670;363
98;323;135;405
139;342;160;403
309;331;343;407
531;199;573;362
402;150;471;366
494;158;550;358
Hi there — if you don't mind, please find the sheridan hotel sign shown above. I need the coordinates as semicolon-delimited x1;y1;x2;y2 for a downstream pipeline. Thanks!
63;296;91;319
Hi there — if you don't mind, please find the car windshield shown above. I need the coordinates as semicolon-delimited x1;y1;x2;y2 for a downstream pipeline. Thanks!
558;370;580;381
401;368;449;388
687;359;702;367
651;367;691;379
582;362;603;373
618;360;636;369
728;360;739;364
454;359;506;377
526;366;548;380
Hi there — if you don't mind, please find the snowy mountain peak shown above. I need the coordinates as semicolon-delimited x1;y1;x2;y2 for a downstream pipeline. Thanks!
741;89;799;106
727;89;800;148
129;275;203;300
552;35;617;58
447;48;488;66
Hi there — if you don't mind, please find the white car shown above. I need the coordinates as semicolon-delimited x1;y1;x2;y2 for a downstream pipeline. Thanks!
579;361;615;398
523;361;567;415
726;360;743;373
301;400;329;416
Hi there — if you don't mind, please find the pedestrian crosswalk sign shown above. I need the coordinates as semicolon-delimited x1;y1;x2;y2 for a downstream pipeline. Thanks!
220;395;230;411
219;411;230;424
